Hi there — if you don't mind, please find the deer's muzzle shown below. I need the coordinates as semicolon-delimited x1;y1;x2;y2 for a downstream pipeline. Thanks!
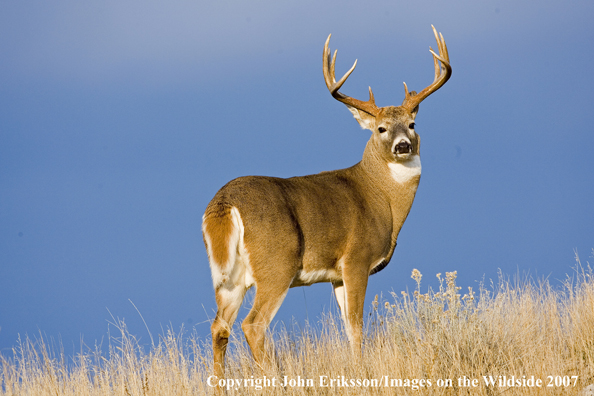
395;140;412;155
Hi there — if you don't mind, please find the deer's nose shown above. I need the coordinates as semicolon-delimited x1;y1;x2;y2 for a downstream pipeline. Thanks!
395;140;412;154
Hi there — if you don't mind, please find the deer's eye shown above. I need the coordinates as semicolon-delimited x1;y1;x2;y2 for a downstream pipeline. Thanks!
378;127;387;133
409;123;415;129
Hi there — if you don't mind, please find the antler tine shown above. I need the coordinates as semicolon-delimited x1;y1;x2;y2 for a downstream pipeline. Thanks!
401;25;452;113
323;34;379;117
430;47;440;82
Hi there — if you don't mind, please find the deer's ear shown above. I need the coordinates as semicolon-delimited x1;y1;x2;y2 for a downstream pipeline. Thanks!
346;105;375;131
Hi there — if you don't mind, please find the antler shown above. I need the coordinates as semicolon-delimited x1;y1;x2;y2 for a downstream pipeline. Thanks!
323;35;380;117
401;25;452;113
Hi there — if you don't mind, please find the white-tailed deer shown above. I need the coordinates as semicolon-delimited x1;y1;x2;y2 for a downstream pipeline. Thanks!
203;26;451;377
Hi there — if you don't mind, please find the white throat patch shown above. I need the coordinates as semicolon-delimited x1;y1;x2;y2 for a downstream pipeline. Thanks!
387;155;421;184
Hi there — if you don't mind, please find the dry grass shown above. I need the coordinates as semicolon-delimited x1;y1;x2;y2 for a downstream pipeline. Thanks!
2;252;594;395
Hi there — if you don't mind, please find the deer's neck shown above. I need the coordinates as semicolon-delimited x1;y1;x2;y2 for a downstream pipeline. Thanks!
358;143;421;260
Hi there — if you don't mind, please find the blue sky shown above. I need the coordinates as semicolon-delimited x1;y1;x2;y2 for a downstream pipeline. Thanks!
1;1;593;354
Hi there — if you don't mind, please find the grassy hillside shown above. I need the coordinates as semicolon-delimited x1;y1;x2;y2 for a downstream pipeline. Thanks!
2;254;593;395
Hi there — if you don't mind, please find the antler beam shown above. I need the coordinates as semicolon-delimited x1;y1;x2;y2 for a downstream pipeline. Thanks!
323;35;380;117
401;25;452;113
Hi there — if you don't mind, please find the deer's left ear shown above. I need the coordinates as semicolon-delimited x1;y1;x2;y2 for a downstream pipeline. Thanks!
346;105;375;131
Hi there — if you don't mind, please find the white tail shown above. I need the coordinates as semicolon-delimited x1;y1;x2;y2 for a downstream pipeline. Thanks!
203;26;451;378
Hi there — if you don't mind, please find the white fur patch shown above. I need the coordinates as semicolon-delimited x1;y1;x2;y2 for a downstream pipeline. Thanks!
296;268;341;285
388;155;421;184
333;283;347;324
346;105;374;130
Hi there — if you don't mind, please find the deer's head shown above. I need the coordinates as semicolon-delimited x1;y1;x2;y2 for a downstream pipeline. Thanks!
323;26;451;164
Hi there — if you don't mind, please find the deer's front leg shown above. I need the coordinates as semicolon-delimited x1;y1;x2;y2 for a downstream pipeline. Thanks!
340;263;370;358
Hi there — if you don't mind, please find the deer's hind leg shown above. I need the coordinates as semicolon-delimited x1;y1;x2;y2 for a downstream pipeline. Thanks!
204;205;252;379
240;244;299;369
211;281;248;379
241;279;292;368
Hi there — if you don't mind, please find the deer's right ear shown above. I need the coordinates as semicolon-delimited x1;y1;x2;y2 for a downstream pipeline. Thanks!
346;105;375;130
